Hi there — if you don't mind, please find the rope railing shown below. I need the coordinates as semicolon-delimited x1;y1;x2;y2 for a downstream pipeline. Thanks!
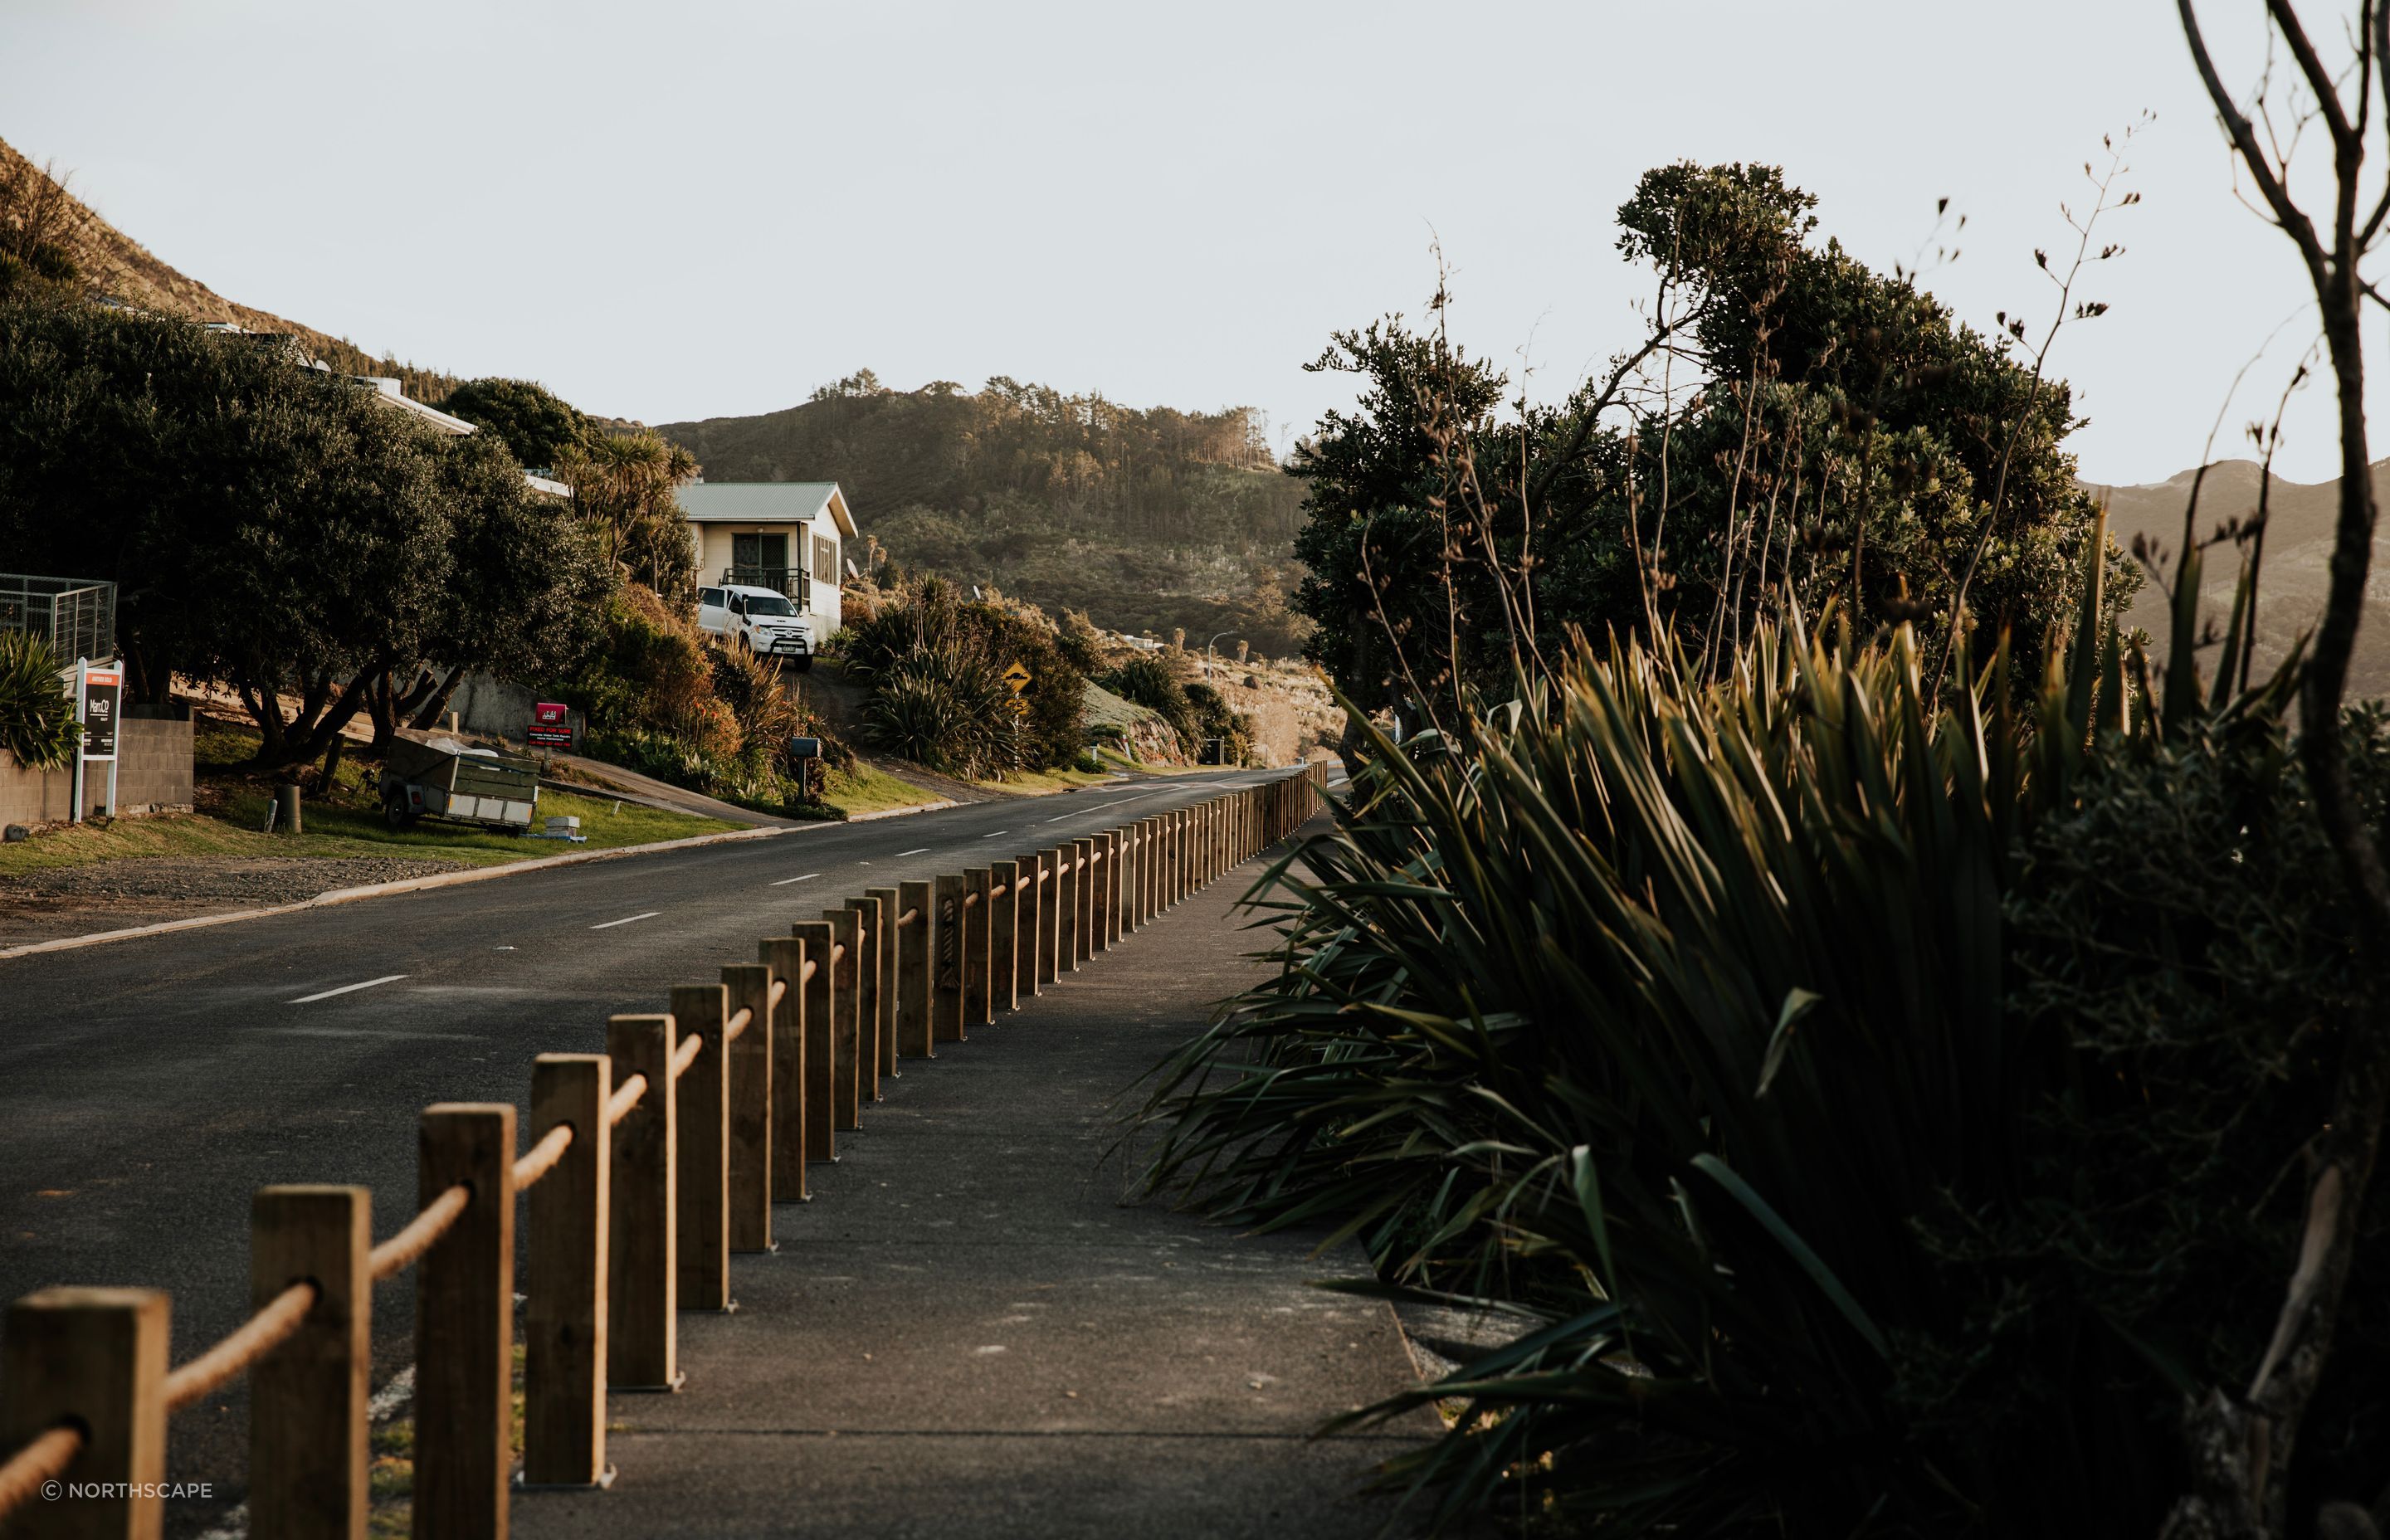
512;1122;575;1189
0;1426;81;1516
0;774;1314;1533
371;1182;471;1281
162;1279;317;1414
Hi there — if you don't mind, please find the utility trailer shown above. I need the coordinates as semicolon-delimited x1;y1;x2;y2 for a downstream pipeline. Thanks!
379;735;539;833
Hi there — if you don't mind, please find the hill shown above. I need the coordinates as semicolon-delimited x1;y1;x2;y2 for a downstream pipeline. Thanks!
0;135;456;402
657;371;1310;655
2087;461;2390;702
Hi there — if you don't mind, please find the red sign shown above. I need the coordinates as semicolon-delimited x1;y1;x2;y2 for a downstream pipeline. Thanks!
529;701;573;749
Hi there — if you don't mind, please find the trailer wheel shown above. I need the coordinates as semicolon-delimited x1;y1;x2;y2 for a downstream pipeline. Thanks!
383;786;418;830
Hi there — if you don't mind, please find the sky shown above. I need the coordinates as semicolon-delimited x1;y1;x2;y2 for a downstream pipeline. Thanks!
0;0;2368;484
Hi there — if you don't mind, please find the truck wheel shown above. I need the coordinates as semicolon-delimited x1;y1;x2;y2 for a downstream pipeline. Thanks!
383;786;418;830
789;655;813;673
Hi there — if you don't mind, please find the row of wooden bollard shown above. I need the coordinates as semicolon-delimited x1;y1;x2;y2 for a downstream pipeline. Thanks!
0;770;1329;1540
0;765;1329;1540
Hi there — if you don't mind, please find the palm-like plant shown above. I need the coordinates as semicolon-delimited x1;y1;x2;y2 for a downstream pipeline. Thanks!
0;630;77;771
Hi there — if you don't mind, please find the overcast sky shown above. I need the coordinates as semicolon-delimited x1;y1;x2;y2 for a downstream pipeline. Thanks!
0;0;2368;483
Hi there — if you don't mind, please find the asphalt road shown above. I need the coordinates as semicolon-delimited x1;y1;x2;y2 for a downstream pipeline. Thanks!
0;767;1282;1535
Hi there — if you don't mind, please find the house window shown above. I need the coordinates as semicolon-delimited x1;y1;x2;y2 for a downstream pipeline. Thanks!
814;531;837;586
730;532;789;584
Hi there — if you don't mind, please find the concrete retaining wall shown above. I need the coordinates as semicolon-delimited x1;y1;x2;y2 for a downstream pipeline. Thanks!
0;712;194;825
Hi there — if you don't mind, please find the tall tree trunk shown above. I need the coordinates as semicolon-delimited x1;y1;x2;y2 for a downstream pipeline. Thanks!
407;663;473;733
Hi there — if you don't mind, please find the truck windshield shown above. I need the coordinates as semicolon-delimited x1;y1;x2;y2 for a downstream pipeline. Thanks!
743;595;795;617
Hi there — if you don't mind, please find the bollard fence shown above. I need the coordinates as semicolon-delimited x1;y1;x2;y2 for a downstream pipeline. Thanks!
0;770;1326;1539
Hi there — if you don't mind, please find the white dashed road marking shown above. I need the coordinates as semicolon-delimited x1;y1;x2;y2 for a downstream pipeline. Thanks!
288;974;408;1005
591;911;661;930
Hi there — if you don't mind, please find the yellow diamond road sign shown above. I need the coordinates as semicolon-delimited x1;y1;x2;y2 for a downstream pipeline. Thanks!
1002;661;1032;694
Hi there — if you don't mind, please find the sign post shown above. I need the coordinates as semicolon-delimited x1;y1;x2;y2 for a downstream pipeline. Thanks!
69;660;121;822
1002;661;1030;772
527;701;576;752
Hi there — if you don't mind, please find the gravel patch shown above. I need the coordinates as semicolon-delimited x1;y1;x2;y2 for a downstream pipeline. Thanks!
1;855;469;905
0;855;476;949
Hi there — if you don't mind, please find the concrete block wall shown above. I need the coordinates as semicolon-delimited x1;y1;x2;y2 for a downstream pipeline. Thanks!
0;714;194;825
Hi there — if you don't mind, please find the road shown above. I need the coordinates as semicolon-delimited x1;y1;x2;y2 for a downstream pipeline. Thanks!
0;767;1279;1534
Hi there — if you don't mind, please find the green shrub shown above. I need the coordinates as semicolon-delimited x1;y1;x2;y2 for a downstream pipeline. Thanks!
0;630;76;770
1136;530;2370;1533
846;578;1085;772
1103;651;1197;752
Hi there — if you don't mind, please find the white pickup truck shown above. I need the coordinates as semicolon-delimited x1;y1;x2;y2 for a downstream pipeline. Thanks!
697;583;817;670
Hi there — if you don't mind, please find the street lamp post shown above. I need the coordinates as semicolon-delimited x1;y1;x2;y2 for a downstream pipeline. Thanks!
1203;630;1235;681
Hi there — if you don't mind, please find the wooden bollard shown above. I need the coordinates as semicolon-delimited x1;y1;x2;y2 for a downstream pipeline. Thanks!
1136;817;1154;926
0;1286;168;1540
1053;845;1077;974
990;860;1019;1013
1145;814;1162;920
719;965;773;1250
251;1184;370;1528
1109;831;1128;937
607;1014;679;1384
415;1103;515;1538
842;895;885;1100
866;885;901;1079
931;873;966;1040
1070;839;1094;965
756;938;807;1201
1012;855;1041;1000
896;879;933;1058
1085;837;1108;955
962;867;994;1026
822;909;863;1130
524;1055;610;1487
790;920;836;1161
669;984;730;1313
1035;851;1061;984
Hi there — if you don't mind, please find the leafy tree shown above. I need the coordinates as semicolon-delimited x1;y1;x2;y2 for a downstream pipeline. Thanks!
1290;163;2136;758
0;301;611;772
438;377;591;471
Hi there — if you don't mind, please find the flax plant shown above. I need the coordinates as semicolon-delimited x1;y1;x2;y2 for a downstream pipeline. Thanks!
1138;519;2312;1533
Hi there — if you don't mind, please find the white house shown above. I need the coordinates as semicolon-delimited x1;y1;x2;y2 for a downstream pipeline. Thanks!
676;480;857;629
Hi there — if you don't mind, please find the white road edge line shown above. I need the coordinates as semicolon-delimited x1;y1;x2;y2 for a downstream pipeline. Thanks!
591;911;661;930
288;974;408;1005
771;873;821;886
894;847;930;857
981;830;1009;838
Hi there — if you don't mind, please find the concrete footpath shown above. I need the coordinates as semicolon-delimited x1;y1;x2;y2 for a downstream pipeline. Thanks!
515;848;1436;1539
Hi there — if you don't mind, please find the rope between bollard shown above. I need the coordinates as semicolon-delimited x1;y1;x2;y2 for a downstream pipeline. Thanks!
0;1425;82;1522
724;1006;754;1043
510;1122;575;1189
769;979;788;1009
898;907;920;927
801;958;818;983
831;943;847;963
162;1279;318;1413
670;1031;703;1079
370;1184;471;1281
606;1073;648;1127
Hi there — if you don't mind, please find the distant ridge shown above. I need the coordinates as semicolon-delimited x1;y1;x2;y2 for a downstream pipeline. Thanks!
2087;461;2390;700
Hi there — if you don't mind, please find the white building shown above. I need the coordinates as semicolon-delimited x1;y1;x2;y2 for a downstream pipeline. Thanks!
676;481;857;629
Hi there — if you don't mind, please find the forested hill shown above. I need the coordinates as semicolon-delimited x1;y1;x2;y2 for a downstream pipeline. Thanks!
657;371;1310;655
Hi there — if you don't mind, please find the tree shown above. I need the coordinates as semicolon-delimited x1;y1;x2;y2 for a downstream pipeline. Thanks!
2163;5;2390;1536
1289;163;2134;766
0;301;612;773
438;377;591;472
556;429;700;595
